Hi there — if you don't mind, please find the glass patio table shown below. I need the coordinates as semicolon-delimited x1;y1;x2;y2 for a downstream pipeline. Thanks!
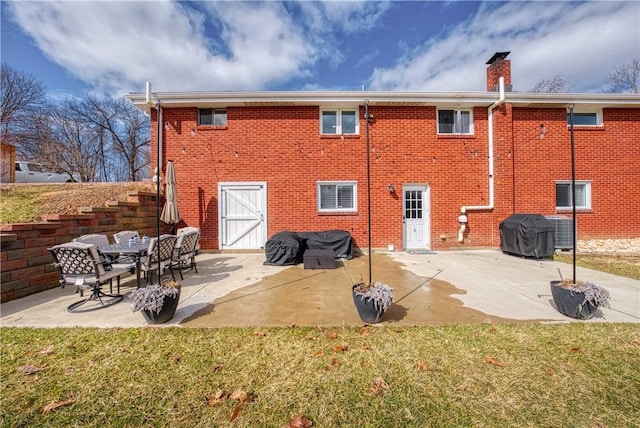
99;241;149;288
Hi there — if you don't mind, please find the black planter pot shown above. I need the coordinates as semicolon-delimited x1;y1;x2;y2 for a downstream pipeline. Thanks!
352;285;385;324
142;290;181;324
550;280;597;320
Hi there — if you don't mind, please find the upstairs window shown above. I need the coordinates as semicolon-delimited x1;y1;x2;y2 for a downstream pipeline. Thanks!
199;108;227;126
320;109;358;135
567;110;602;126
556;181;591;209
317;181;357;212
437;109;473;134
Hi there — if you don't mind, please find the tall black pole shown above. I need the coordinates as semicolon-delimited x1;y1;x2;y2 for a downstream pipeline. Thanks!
156;103;162;284
365;99;372;284
569;104;577;284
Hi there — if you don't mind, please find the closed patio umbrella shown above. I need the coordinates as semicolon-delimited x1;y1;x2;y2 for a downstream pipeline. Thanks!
160;160;181;234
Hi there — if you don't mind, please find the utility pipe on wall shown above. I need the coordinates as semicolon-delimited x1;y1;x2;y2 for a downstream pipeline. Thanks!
458;76;505;243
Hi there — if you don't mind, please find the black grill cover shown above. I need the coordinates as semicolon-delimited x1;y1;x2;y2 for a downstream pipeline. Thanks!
264;230;353;265
499;214;555;258
264;232;301;266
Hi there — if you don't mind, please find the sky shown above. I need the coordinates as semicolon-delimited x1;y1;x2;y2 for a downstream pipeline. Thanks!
2;1;639;100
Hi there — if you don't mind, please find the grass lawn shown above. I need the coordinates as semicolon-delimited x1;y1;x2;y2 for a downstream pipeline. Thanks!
554;253;640;281
2;324;639;427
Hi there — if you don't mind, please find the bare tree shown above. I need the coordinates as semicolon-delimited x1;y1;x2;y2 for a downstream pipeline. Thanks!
66;96;150;181
14;102;99;182
607;58;640;93
0;63;46;146
531;74;568;93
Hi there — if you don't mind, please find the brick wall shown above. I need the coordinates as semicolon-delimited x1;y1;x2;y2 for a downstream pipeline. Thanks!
154;105;501;251
511;107;640;239
0;191;169;303
151;102;639;252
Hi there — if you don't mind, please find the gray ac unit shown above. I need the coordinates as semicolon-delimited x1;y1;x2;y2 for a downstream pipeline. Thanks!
546;215;575;250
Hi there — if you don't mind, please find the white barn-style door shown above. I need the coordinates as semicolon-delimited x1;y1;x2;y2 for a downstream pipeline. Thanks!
219;182;267;250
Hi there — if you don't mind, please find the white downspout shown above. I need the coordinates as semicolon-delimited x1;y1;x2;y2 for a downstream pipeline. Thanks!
458;76;505;243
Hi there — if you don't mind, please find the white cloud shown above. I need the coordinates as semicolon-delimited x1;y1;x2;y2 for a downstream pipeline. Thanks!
9;1;634;96
8;1;315;95
368;1;640;92
7;0;390;96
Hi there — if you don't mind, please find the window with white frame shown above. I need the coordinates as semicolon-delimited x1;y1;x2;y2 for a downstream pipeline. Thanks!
556;181;591;209
566;109;602;126
317;181;357;212
320;109;359;135
198;108;227;126
437;109;473;134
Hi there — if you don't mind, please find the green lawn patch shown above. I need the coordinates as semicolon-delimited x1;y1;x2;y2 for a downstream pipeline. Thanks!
2;324;639;427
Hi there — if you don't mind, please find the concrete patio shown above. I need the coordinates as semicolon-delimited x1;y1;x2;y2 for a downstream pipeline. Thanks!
1;249;639;328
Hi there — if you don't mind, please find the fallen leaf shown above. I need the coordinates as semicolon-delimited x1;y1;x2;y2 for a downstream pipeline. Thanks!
287;414;313;428
325;332;338;339
359;328;370;336
417;361;433;371
569;347;581;353
331;357;340;367
170;353;181;363
18;365;44;375
486;357;505;367
230;402;244;422
254;330;267;337
207;389;227;406
43;399;74;413
370;377;390;395
632;339;640;345
39;346;55;356
334;345;348;353
314;351;325;357
26;346;54;356
543;366;555;376
230;388;251;402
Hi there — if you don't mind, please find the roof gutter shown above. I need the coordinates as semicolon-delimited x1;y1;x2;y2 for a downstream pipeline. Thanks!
458;77;505;243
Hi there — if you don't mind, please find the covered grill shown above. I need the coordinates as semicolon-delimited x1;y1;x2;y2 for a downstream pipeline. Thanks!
499;214;555;258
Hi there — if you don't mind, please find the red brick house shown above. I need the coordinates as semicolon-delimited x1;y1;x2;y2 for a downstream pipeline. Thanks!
127;52;639;252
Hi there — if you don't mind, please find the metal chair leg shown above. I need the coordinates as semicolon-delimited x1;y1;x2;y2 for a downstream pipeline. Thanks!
67;284;123;312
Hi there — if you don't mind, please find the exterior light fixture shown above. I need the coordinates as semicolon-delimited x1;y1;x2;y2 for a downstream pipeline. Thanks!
387;184;395;193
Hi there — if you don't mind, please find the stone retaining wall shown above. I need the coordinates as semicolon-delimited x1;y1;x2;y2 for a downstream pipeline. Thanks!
0;191;170;303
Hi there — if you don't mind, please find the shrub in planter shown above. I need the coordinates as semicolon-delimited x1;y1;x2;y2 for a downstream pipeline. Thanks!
550;280;610;320
131;280;181;324
352;281;394;324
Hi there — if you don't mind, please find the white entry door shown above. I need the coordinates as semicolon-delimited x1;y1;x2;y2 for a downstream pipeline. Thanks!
403;185;430;250
219;182;267;250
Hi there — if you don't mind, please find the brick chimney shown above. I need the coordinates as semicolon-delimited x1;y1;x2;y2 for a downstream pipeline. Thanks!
486;51;512;92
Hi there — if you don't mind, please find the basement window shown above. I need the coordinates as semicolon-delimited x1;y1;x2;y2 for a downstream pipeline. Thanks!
317;181;357;212
567;110;602;126
437;109;473;134
556;181;591;210
320;109;359;135
198;108;227;126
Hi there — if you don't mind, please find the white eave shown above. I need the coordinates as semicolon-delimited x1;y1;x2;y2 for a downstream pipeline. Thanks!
126;90;640;114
